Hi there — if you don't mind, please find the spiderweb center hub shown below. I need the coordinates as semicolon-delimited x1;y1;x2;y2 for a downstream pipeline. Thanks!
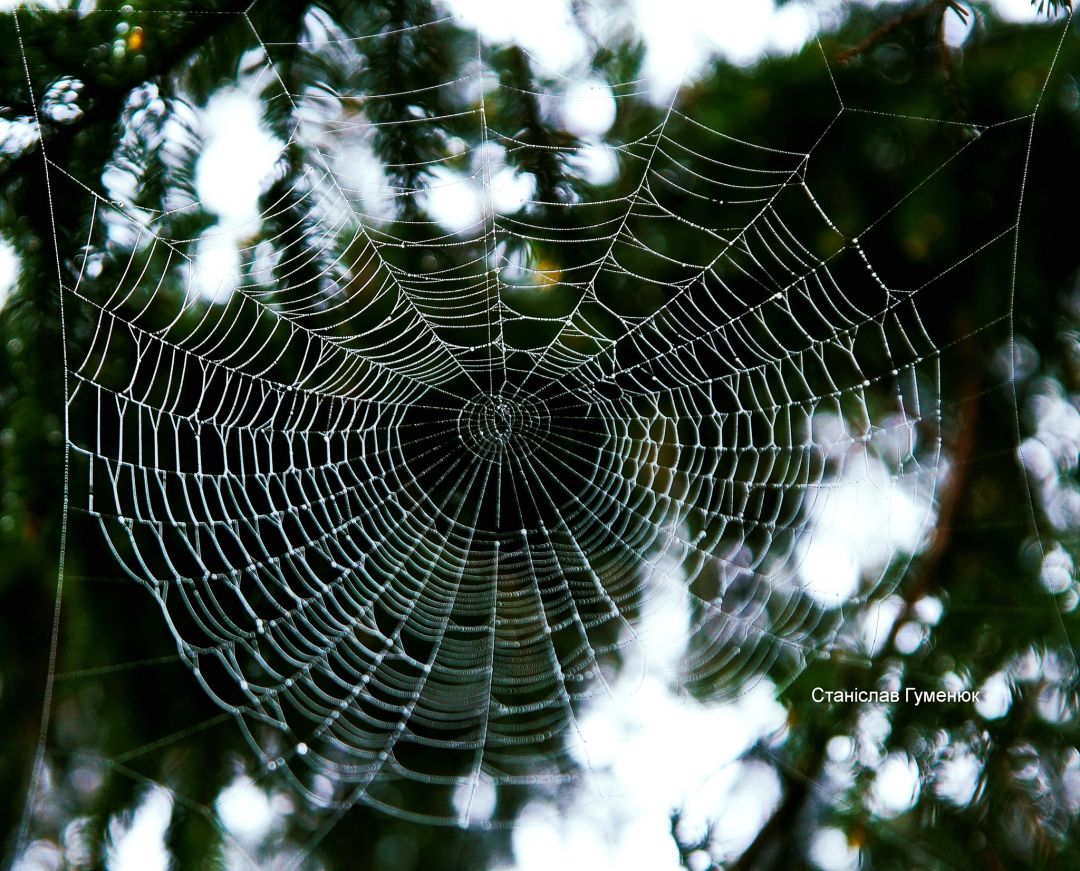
458;394;549;458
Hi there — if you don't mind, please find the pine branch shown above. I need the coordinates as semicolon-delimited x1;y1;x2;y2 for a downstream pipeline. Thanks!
835;1;944;65
0;1;258;192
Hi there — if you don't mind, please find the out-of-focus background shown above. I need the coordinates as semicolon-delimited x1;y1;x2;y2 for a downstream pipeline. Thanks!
1;1;1079;869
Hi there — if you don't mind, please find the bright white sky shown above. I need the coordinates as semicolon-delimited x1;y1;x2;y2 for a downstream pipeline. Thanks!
0;238;18;308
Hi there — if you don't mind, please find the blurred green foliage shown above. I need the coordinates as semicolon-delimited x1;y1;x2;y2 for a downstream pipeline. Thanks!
1;1;1078;869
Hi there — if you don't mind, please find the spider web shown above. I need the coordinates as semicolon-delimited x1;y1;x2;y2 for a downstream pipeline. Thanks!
12;2;1073;866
